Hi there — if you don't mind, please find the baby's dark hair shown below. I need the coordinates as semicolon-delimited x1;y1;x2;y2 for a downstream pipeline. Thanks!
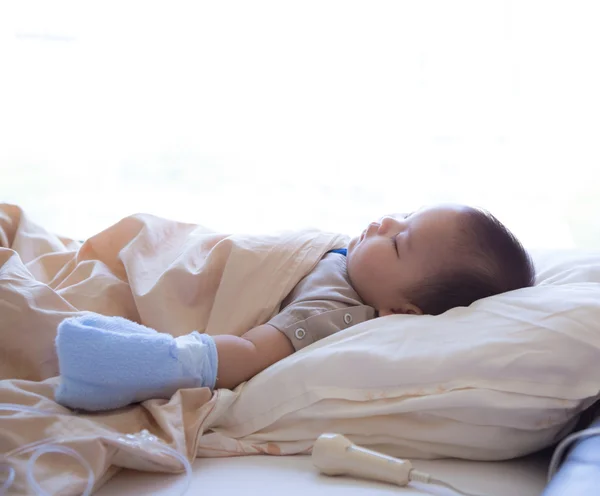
410;208;535;315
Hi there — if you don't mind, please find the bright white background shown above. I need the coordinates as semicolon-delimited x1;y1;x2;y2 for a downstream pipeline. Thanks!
1;1;599;247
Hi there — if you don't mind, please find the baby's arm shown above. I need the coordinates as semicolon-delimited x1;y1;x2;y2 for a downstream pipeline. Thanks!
55;314;295;411
213;325;295;390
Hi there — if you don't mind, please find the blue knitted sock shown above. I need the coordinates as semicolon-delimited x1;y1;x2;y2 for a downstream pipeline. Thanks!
55;313;218;411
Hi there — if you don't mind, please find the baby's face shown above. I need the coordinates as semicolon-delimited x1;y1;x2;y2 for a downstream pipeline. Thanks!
346;204;469;316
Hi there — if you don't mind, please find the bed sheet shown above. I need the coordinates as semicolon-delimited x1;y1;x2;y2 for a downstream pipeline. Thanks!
96;453;549;496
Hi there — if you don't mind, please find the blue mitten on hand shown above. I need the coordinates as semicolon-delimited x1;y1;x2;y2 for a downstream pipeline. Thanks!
55;313;218;411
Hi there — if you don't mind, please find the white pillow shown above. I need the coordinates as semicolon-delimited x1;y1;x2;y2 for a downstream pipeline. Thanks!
533;248;600;285
203;249;600;461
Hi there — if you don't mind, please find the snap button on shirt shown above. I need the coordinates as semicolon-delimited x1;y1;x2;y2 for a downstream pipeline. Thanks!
295;328;306;340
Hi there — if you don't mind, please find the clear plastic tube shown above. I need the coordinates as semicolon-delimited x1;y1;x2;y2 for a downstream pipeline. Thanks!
26;445;94;496
1;461;16;494
0;403;60;416
0;403;192;496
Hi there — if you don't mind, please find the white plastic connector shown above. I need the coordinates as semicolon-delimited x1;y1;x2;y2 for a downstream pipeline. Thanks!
312;433;484;496
312;433;413;486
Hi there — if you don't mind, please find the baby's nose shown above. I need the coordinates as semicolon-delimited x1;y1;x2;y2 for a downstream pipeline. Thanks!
378;216;397;235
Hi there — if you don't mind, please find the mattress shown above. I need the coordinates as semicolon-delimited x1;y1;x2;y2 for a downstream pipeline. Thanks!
96;452;549;496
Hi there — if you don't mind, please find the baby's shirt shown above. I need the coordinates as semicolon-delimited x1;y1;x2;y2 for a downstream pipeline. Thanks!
267;251;376;350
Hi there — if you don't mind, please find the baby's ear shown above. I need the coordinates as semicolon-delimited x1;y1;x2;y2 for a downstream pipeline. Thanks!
403;306;423;315
396;302;423;316
378;303;423;317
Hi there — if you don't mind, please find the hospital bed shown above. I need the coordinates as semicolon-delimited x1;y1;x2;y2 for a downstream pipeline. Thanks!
97;450;549;496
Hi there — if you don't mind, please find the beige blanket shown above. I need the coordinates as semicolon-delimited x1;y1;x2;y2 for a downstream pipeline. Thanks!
0;204;345;495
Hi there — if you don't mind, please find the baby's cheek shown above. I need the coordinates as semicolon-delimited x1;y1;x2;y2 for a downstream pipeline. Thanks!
369;257;392;282
362;256;382;276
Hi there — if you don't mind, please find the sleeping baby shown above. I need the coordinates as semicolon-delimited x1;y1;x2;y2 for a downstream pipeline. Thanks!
55;204;535;411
